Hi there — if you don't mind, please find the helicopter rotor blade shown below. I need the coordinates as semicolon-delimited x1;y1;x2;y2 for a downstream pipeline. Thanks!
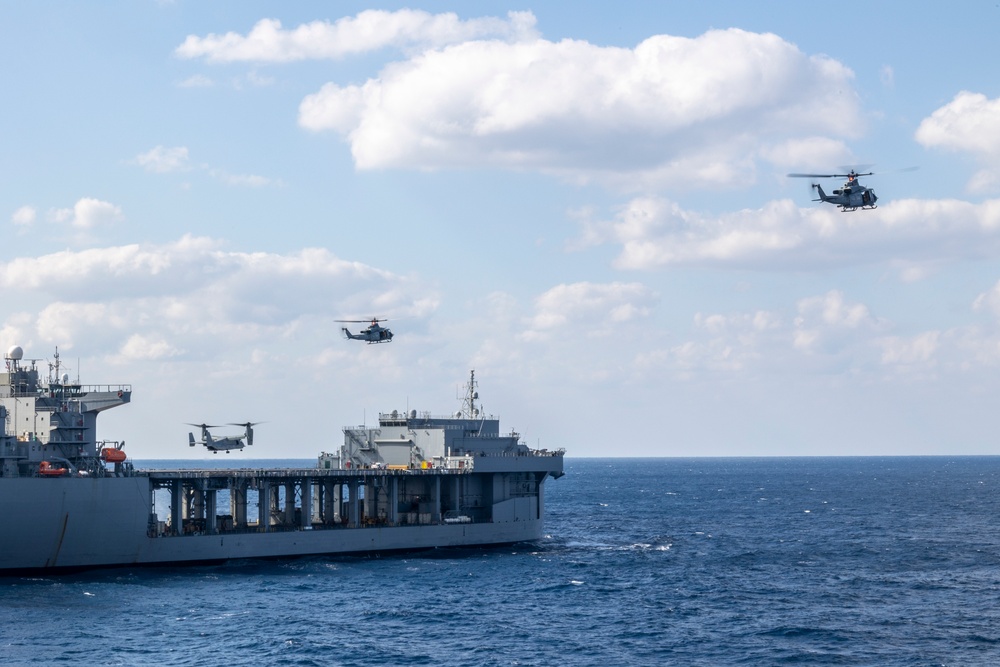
789;165;917;179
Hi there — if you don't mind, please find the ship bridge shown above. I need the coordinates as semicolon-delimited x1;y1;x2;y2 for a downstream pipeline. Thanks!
1;346;131;478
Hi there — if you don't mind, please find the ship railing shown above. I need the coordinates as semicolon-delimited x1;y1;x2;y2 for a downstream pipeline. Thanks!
393;412;500;423
18;383;132;398
143;467;475;483
465;448;565;458
154;514;484;538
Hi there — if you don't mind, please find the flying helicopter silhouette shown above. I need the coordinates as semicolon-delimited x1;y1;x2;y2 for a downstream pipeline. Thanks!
187;422;260;453
337;317;394;344
787;169;879;211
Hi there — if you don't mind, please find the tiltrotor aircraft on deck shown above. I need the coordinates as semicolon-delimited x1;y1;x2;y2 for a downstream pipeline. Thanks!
337;317;394;344
187;422;260;453
787;169;879;211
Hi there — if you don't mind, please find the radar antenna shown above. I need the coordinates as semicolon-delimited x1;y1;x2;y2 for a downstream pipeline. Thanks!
460;370;480;419
50;347;60;386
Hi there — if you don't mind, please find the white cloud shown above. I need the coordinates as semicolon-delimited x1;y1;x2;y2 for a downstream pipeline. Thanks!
879;331;939;366
522;281;657;341
759;137;853;172
177;74;213;88
133;145;191;173
175;10;538;63
628;291;886;379
916;91;1000;193
666;310;782;373
0;236;431;361
11;205;36;227
298;28;860;189
573;195;1000;273
630;290;951;381
208;169;279;187
131;147;280;187
119;334;182;361
916;91;1000;155
73;198;123;230
971;278;1000;316
879;64;894;88
48;198;123;230
793;290;881;353
246;71;275;87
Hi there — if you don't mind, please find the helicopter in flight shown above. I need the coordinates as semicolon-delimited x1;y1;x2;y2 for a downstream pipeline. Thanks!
337;317;394;344
787;169;879;212
187;422;260;453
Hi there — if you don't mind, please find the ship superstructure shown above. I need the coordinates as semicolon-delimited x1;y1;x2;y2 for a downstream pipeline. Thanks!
335;370;561;526
0;349;563;574
0;346;131;479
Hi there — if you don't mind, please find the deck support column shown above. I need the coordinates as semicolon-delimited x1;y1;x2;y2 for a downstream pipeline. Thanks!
284;482;296;525
171;479;183;536
433;475;441;523
334;482;343;523
192;486;205;524
232;483;247;529
205;489;217;535
364;480;375;524
322;480;335;524
258;481;270;532
300;479;312;528
389;476;398;526
349;479;360;527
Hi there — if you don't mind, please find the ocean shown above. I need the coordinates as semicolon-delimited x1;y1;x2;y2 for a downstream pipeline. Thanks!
2;457;1000;666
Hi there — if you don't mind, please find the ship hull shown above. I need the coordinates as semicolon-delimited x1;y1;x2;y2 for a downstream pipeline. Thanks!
0;477;545;574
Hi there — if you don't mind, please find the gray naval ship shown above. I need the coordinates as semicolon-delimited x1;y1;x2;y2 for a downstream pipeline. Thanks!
0;346;564;574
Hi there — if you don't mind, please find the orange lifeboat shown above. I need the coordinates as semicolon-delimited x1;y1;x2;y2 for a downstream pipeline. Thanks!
100;448;127;463
38;461;68;477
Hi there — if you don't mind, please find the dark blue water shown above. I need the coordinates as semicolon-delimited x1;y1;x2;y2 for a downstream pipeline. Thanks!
3;457;1000;666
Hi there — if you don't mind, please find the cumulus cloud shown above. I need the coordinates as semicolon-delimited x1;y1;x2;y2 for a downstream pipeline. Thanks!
971;278;1000;316
629;290;886;379
131;146;279;187
572;195;1000;273
0;235;431;362
296;27;860;189
175;10;538;62
879;64;894;88
208;169;280;187
177;74;213;88
11;205;36;227
630;290;954;380
916;91;1000;193
660;310;783;374
879;331;939;366
522;281;657;341
793;290;881;353
48;198;123;230
133;145;191;173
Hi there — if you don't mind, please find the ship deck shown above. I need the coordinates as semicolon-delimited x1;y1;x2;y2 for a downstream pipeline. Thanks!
142;466;471;482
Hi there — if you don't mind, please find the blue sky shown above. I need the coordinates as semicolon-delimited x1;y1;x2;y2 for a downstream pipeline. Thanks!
3;2;1000;458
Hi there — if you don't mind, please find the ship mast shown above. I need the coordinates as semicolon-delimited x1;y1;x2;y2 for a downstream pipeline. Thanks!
461;370;479;418
50;346;60;386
